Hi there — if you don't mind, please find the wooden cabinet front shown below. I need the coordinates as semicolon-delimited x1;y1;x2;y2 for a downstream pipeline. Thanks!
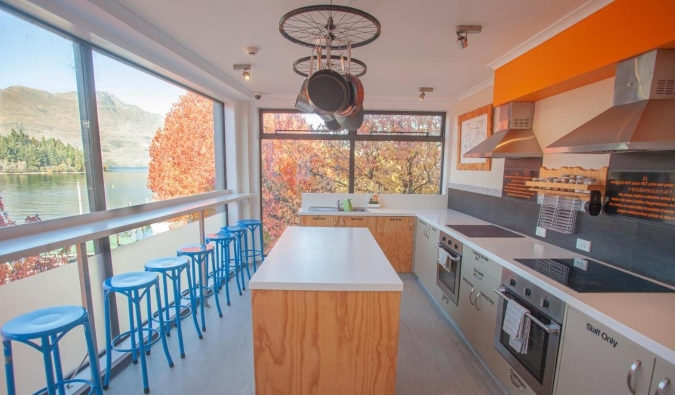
555;307;655;395
300;215;337;227
375;216;414;272
339;216;378;237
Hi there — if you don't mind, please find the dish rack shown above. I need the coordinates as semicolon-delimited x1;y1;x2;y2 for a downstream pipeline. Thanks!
537;194;580;234
534;259;570;285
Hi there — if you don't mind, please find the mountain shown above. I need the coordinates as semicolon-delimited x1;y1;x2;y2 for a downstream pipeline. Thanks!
0;86;164;167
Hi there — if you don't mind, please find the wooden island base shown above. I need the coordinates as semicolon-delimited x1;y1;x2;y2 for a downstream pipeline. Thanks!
252;289;401;395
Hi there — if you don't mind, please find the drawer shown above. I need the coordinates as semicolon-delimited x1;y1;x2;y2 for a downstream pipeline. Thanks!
466;248;502;282
492;350;537;395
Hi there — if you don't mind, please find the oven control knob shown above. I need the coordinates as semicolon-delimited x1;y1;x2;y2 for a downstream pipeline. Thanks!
442;236;446;242
540;298;550;308
524;288;531;296
454;244;459;249
509;279;516;287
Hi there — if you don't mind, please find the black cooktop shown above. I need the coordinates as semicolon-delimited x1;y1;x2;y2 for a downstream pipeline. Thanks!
514;258;674;293
446;224;525;238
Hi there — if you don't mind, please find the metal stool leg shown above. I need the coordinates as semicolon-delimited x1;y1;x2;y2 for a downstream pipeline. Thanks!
82;318;104;393
154;284;174;368
51;335;66;395
184;269;203;339
172;270;186;358
132;289;150;394
103;292;112;390
208;252;223;317
41;336;56;395
3;340;16;395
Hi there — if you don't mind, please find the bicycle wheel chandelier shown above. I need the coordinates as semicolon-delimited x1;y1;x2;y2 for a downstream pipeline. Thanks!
280;3;380;130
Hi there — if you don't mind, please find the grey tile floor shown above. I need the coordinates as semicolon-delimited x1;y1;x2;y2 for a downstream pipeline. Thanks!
104;272;505;395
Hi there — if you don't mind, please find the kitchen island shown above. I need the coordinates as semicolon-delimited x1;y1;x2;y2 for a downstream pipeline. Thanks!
249;226;403;395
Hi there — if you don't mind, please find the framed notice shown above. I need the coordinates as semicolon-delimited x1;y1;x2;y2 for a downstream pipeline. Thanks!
457;104;492;171
605;171;675;226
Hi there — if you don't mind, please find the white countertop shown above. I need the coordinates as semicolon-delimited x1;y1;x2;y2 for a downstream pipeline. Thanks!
249;226;403;292
298;206;675;364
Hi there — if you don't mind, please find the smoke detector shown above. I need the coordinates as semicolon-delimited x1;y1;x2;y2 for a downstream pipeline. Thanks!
245;46;259;55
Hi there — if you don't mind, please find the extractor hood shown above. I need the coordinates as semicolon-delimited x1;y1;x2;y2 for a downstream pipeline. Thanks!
546;49;675;153
464;102;542;158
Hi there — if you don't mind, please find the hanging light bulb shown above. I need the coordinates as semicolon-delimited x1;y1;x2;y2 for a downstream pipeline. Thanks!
418;87;433;101
243;69;251;80
419;92;425;101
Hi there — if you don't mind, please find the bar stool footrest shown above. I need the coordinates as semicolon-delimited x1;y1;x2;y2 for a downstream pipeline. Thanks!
110;328;161;354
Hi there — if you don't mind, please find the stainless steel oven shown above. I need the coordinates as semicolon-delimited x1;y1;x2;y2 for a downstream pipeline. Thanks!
494;268;566;395
436;231;462;305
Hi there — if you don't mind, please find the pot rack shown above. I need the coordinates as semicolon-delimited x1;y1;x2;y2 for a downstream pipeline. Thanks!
293;55;367;78
279;4;381;50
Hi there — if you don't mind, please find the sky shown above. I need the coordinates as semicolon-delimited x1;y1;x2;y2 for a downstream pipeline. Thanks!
0;9;184;115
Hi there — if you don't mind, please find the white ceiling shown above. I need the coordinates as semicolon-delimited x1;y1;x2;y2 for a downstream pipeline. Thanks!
101;0;592;104
17;0;612;106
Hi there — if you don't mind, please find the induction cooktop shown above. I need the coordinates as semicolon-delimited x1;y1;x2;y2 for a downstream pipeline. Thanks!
446;225;525;238
513;258;674;293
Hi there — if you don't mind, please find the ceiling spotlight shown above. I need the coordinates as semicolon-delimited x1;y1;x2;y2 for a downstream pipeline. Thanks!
418;87;433;101
233;64;252;80
456;25;482;49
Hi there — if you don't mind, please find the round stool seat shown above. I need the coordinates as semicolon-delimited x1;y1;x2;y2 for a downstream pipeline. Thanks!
223;225;246;234
236;219;261;226
177;243;215;255
206;231;235;241
104;271;157;291
145;256;189;271
1;306;86;340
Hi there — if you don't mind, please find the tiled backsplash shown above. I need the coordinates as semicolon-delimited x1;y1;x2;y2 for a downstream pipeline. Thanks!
447;187;675;287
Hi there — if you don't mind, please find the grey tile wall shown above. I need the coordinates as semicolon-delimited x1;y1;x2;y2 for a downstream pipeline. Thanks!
447;188;675;287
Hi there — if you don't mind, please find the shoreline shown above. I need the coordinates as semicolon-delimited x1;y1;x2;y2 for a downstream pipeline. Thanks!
0;171;85;175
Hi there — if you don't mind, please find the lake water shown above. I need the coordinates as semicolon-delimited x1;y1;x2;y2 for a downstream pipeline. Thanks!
0;171;152;221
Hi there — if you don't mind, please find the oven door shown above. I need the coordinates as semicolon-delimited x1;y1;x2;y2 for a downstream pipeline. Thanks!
436;245;461;305
493;286;561;395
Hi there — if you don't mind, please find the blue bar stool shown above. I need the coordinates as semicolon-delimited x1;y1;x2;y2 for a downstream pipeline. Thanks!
222;226;251;289
103;272;173;394
206;231;242;305
236;219;265;274
144;257;203;359
177;244;222;333
2;306;103;395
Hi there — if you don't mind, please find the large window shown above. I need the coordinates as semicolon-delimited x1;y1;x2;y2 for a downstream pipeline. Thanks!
0;6;221;283
259;110;445;250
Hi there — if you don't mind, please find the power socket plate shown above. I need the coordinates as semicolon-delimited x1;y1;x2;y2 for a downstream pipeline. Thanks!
576;238;592;252
535;226;547;238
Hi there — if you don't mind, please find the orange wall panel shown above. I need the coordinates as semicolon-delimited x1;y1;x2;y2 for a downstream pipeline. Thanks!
494;0;675;106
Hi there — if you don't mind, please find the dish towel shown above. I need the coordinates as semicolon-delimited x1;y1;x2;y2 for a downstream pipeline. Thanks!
437;249;450;268
502;298;531;354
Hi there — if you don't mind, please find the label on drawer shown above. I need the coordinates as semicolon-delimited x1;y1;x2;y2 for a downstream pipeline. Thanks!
468;249;501;281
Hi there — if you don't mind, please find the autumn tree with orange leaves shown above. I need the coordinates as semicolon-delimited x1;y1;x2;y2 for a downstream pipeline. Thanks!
147;92;215;224
260;112;442;251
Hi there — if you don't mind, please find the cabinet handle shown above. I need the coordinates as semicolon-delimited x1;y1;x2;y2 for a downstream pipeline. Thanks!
468;288;476;306
474;291;483;311
626;360;641;395
509;370;526;390
655;378;670;395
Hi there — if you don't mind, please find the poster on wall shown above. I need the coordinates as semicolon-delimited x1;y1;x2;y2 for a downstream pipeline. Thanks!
457;104;492;171
605;171;675;226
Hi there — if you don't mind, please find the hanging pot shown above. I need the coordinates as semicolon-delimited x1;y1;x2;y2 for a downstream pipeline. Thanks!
306;68;351;114
335;105;364;130
318;113;342;131
294;79;314;113
337;73;364;117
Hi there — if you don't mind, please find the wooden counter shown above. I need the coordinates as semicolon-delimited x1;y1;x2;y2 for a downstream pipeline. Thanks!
249;227;403;395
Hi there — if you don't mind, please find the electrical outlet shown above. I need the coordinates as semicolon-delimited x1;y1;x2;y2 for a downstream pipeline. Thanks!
576;238;592;252
535;226;547;238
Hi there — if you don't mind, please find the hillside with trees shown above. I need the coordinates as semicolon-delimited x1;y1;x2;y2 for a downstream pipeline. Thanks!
0;129;84;172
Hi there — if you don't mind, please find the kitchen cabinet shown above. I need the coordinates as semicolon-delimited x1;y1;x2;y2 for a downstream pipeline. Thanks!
413;218;438;292
338;216;378;237
454;250;500;367
300;215;338;227
555;307;655;395
492;351;538;395
375;216;414;273
651;359;675;395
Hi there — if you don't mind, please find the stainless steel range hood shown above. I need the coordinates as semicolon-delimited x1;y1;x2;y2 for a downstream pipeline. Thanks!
464;102;542;158
546;49;675;153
